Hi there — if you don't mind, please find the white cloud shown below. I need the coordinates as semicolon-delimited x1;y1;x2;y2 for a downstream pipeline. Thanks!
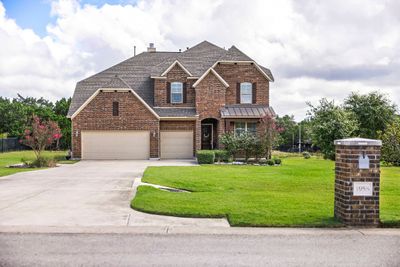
0;0;399;120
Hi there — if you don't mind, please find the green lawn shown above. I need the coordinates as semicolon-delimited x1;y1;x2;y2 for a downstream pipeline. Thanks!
0;150;77;177
131;157;400;227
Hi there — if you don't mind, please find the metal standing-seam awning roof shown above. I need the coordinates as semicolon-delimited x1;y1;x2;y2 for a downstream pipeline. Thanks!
220;105;276;118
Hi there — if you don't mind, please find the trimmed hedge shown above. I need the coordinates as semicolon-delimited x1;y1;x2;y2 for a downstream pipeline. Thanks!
266;159;275;166
214;150;231;162
197;150;215;164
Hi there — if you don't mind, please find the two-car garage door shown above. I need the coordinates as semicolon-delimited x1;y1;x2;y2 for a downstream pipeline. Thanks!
81;130;193;160
81;131;150;160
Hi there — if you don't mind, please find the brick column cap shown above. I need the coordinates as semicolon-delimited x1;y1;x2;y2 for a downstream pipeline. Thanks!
334;137;382;146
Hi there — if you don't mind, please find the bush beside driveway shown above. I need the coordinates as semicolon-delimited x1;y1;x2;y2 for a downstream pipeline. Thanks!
131;157;400;227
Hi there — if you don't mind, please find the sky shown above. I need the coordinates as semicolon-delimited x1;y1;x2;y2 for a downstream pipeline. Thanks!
0;0;399;121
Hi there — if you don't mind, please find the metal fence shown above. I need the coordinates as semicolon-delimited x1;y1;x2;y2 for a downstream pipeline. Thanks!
0;138;25;153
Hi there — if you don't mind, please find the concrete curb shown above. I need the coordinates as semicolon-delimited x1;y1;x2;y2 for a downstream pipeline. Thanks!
1;225;399;236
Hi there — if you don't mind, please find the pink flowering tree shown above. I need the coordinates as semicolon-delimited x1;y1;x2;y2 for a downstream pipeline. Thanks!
259;114;284;159
21;116;62;161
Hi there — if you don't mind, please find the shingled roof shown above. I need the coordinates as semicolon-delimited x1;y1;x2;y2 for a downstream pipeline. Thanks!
68;41;274;117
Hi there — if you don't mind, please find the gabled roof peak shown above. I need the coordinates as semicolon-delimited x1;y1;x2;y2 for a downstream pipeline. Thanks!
184;40;226;53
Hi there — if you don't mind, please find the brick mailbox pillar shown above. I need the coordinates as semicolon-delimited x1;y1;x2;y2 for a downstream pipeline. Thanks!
334;138;382;226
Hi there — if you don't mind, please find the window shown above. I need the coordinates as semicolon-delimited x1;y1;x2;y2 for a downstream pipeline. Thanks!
240;82;252;104
112;101;119;116
235;122;257;136
171;82;183;103
235;122;246;136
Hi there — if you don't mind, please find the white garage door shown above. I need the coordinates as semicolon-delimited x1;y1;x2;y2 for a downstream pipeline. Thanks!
161;131;193;159
81;130;150;160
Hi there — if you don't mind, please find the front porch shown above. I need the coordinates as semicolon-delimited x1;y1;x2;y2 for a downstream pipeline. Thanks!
195;105;275;152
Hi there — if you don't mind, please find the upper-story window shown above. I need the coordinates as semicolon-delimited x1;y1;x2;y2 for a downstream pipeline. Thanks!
112;101;119;116
240;82;252;104
171;82;183;103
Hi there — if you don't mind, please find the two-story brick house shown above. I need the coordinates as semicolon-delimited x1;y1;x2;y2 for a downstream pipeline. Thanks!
67;41;275;159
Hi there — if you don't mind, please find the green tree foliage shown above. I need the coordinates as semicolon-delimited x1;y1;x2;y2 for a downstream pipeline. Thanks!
53;98;72;150
275;115;296;149
307;98;359;160
0;96;71;149
343;91;397;139
380;118;400;166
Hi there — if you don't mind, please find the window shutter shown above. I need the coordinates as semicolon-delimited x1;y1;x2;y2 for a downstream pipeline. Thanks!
236;82;241;104
252;82;257;104
166;82;171;103
183;82;187;103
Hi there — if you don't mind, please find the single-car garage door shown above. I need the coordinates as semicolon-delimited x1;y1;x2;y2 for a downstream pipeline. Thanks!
161;131;193;159
81;130;150;159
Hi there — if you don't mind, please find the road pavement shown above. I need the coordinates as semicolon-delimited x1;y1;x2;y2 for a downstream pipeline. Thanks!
0;228;399;266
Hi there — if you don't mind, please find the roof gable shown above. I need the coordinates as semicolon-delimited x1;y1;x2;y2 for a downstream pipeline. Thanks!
192;68;229;88
160;60;193;77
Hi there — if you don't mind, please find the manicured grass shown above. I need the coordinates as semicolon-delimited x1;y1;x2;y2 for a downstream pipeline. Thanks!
0;150;76;177
131;157;400;227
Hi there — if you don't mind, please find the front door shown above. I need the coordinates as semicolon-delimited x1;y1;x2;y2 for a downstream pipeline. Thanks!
201;124;213;150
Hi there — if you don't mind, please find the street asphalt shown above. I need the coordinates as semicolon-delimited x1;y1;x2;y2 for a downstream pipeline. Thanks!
0;228;399;266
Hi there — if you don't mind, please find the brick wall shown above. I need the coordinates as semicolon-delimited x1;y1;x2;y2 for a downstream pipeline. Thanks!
154;64;196;107
334;144;381;226
195;71;226;151
214;63;269;105
72;91;159;158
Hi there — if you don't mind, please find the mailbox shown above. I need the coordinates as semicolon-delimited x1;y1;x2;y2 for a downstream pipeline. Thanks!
358;153;370;169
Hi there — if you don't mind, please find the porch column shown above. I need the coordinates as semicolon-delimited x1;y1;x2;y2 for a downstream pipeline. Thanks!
195;119;201;153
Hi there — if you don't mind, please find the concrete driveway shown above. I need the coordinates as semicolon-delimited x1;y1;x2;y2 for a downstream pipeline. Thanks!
0;160;228;227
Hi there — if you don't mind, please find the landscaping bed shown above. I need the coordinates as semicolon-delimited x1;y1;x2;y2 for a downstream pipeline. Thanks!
131;156;400;227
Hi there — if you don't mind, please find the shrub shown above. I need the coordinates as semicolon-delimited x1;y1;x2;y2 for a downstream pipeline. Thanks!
266;159;275;166
303;151;311;159
274;158;282;165
197;150;215;164
214;150;231;162
380;118;400;166
219;133;239;160
236;132;258;163
30;156;57;168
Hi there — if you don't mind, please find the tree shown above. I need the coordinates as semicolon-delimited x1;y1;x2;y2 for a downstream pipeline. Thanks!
0;95;71;150
259;114;283;159
53;98;72;149
276;115;297;150
380;118;400;166
344;91;397;139
307;99;358;160
20;116;62;164
0;97;28;137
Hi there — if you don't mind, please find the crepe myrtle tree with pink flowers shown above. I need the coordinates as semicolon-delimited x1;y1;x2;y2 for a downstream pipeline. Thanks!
259;113;284;159
20;116;62;164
